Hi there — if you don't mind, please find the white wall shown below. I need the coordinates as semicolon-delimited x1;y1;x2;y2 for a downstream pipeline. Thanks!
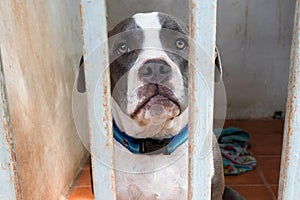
107;0;189;30
218;0;295;118
107;0;296;119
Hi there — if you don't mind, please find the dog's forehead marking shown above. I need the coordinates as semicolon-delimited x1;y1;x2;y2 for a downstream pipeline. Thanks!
132;12;163;55
133;12;161;29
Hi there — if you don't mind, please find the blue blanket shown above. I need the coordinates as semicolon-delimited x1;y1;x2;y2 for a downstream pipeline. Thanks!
214;127;257;175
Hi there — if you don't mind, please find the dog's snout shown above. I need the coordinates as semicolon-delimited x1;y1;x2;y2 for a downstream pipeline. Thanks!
139;59;172;83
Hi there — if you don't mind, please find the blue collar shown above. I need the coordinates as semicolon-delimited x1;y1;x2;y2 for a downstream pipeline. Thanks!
113;121;188;155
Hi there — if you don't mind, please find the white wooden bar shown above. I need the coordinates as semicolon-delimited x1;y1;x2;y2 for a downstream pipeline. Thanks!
0;50;21;199
80;0;116;199
81;0;217;198
278;0;300;199
188;0;217;199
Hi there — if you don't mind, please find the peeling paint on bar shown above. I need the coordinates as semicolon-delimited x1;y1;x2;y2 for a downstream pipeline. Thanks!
80;0;117;199
188;0;217;199
278;0;300;199
81;0;217;199
0;48;21;199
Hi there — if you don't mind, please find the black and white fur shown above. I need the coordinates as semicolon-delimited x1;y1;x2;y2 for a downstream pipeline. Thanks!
109;12;189;140
78;12;244;200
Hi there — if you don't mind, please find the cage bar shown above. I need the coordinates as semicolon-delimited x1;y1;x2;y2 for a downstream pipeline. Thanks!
278;0;300;199
0;49;21;200
188;0;217;199
80;0;117;199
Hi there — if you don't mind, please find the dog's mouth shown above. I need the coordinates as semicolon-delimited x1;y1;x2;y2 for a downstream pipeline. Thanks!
130;84;181;126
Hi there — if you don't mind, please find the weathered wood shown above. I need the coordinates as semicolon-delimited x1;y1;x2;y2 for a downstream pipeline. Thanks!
188;0;217;199
278;0;300;199
80;0;116;199
0;49;21;200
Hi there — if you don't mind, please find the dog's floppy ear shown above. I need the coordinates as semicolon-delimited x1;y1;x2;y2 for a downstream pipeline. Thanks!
215;47;222;83
77;56;86;93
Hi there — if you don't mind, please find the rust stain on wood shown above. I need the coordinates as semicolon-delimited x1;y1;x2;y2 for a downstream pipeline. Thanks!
188;2;197;196
279;1;300;197
79;1;86;53
190;2;197;40
110;173;116;196
0;48;22;199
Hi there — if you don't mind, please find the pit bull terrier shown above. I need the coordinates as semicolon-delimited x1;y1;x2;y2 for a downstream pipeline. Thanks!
78;12;245;200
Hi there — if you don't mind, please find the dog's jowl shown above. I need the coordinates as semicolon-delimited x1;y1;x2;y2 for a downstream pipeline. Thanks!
80;12;245;200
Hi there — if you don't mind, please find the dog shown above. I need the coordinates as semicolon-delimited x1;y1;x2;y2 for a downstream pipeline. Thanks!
78;12;245;200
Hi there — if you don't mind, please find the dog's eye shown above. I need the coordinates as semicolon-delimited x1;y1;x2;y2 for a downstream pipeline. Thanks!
175;38;186;50
117;43;130;55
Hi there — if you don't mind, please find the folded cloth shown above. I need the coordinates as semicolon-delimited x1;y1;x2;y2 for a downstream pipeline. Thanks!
214;127;257;175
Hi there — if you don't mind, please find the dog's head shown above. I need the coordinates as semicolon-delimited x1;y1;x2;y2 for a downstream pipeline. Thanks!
109;12;189;139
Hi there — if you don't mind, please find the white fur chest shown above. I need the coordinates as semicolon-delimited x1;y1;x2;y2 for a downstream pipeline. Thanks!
115;142;188;200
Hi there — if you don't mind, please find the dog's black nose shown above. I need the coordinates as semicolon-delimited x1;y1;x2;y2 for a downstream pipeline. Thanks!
139;59;172;83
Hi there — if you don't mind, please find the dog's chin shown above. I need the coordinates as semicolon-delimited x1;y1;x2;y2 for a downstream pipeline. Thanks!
131;95;180;127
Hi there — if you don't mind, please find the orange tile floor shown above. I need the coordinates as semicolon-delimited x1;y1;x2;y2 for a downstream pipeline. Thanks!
68;120;284;200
